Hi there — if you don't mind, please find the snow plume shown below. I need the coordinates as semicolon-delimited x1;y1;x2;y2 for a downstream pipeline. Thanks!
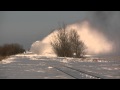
66;21;114;55
30;21;114;55
30;41;54;55
87;11;120;55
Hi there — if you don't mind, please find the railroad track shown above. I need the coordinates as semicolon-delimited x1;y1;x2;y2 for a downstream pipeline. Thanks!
53;65;107;79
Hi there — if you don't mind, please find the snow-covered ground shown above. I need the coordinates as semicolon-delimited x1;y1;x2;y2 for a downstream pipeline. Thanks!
0;53;120;79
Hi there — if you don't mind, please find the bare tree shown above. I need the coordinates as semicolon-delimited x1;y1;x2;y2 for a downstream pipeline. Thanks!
51;24;86;58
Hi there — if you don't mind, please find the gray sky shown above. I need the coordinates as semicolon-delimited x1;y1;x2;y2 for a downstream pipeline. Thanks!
0;11;120;55
0;11;89;49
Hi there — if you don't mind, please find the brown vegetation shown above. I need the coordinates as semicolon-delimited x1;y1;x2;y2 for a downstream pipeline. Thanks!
0;43;25;61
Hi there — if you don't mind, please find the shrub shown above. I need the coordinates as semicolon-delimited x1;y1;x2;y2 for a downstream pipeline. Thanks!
51;24;86;58
0;43;25;57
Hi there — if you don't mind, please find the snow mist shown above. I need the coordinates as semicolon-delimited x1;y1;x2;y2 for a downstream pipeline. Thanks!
30;21;114;56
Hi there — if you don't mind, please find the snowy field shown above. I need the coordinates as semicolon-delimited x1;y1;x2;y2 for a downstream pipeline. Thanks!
0;53;120;79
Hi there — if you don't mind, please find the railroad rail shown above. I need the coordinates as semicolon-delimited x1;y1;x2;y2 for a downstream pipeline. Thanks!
53;65;108;79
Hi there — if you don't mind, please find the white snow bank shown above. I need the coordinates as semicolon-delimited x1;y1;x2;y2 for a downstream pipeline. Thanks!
0;56;16;64
15;52;56;61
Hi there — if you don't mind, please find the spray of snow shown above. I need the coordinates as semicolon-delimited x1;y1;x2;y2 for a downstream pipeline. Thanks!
30;21;114;55
66;21;114;54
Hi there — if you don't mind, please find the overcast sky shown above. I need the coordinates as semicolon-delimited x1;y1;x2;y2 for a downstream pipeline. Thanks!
0;11;89;49
0;11;120;54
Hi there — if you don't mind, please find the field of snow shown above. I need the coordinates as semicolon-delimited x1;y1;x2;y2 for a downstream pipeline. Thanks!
0;53;120;79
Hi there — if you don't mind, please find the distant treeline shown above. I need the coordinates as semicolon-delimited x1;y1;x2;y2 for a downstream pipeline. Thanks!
0;43;25;57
